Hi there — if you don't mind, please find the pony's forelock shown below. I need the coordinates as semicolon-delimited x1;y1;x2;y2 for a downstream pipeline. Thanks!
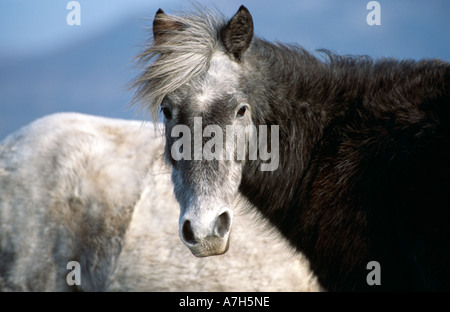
132;7;227;121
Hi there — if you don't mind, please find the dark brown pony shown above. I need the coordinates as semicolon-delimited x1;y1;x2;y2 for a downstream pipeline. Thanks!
134;5;450;291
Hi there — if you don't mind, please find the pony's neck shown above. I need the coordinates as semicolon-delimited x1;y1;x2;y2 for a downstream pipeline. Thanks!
239;39;353;231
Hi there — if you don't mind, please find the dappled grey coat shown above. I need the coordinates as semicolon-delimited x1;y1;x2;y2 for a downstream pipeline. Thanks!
0;113;320;291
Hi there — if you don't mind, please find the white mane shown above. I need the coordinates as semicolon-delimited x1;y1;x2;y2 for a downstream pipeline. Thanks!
133;7;226;120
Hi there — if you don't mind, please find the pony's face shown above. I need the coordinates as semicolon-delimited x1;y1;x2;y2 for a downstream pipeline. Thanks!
148;6;255;257
163;52;255;257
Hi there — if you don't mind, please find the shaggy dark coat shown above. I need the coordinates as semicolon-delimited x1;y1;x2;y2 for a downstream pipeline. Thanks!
137;6;450;291
240;40;450;291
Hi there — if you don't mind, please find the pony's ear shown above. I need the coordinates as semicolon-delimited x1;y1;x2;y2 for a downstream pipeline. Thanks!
221;5;254;61
153;8;184;44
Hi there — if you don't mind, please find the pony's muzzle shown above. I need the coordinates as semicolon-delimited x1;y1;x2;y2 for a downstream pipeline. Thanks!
179;209;233;257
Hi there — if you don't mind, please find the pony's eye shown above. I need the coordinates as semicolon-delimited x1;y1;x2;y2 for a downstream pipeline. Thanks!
236;105;248;118
161;106;172;120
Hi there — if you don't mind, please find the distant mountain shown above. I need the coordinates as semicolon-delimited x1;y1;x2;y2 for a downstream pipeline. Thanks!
0;17;151;140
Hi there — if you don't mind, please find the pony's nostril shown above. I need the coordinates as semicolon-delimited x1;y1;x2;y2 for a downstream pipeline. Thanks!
215;211;231;238
181;220;197;245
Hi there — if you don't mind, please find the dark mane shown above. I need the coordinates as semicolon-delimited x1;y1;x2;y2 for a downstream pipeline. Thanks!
240;37;450;290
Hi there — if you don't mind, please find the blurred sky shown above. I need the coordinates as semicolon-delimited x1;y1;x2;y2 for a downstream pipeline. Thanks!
0;0;449;139
1;0;449;59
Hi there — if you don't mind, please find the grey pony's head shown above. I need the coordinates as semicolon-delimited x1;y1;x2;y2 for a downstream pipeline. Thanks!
134;6;256;257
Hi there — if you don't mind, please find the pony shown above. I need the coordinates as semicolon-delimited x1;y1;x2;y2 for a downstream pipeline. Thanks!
133;5;450;291
0;112;320;291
